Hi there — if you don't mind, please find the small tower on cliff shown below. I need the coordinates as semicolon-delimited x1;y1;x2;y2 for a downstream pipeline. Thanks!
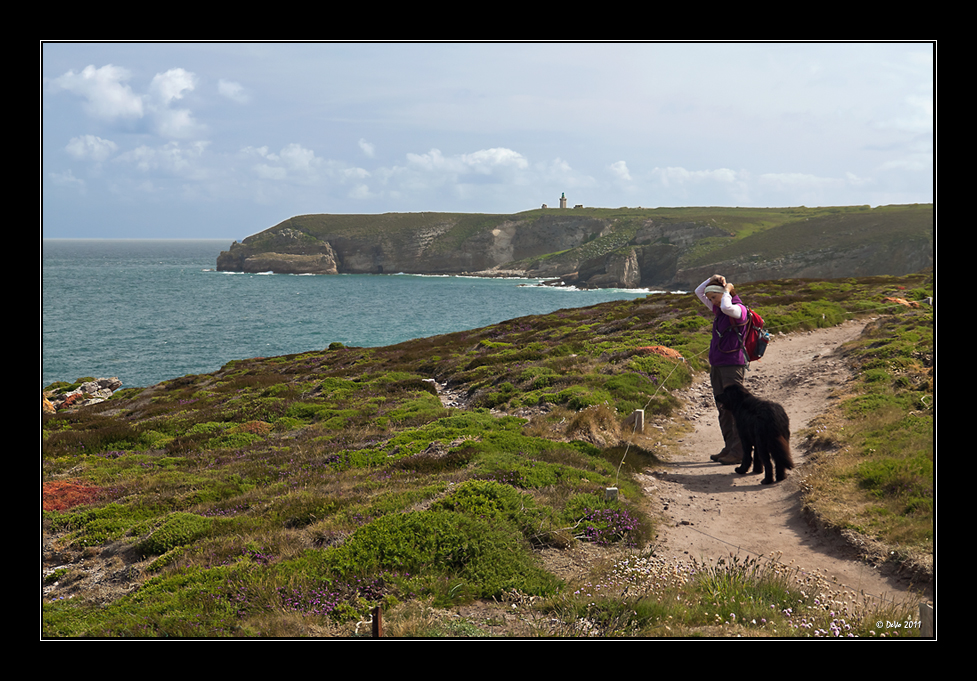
559;192;567;209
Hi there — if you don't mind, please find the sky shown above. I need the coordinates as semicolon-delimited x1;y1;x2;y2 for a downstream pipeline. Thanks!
41;42;935;240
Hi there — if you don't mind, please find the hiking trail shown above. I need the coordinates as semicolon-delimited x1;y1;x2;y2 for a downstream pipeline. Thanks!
641;318;930;604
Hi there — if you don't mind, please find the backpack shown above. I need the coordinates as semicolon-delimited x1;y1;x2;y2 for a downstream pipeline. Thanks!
735;307;769;362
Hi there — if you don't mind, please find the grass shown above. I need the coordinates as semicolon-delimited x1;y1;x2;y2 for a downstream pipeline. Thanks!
799;297;934;571
42;271;933;637
537;550;925;638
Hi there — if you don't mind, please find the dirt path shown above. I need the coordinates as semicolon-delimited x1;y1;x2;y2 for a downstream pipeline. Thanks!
641;318;927;604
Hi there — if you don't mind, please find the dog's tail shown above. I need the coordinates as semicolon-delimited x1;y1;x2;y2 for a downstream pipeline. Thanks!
774;434;794;470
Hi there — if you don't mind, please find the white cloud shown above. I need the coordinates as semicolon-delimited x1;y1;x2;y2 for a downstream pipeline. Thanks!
608;160;631;181
642;166;752;204
877;155;932;173
874;94;933;136
406;148;458;173
218;79;249;103
652;166;739;186
757;172;840;190
535;157;574;177
349;183;376;199
243;143;323;183
51;64;143;120
461;147;529;173
845;171;872;186
241;146;277;161
153;107;201;139
149;68;196;106
406;147;529;176
52;64;204;139
358;138;376;158
48;169;86;190
343;167;371;180
278;143;320;173
147;68;201;138
65;135;118;162
253;164;287;180
116;141;209;175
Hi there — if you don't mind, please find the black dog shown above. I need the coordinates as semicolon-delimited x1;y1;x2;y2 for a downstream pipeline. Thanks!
716;384;794;484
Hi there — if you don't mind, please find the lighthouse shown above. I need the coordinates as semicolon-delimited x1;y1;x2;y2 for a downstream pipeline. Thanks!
559;192;567;209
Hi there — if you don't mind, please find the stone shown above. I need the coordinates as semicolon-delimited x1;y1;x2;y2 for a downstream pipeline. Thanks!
43;377;123;412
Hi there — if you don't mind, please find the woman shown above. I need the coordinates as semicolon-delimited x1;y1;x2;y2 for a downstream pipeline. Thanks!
695;274;749;465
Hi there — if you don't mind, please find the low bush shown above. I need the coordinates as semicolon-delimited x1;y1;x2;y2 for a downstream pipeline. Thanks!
301;510;562;601
137;512;215;556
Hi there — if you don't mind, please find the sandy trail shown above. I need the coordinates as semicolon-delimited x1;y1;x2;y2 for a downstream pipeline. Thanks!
641;318;928;605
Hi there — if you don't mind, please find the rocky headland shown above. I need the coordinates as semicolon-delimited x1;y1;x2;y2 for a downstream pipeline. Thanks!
217;204;933;290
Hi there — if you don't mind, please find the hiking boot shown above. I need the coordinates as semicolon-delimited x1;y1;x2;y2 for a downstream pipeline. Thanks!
717;451;742;465
710;450;725;462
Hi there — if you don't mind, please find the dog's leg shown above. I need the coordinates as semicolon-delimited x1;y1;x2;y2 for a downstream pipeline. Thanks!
774;433;792;481
735;433;754;475
756;441;775;484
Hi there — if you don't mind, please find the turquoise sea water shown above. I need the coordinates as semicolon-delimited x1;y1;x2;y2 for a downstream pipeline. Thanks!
42;240;667;390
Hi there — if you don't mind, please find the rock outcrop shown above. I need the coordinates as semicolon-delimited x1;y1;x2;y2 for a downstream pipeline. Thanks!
44;377;123;412
217;227;339;274
240;251;338;275
532;220;731;289
574;248;642;289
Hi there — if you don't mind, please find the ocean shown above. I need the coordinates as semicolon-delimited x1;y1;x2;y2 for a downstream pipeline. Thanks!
42;239;667;390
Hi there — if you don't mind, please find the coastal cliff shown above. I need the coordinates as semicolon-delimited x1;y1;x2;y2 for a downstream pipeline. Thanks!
217;204;933;288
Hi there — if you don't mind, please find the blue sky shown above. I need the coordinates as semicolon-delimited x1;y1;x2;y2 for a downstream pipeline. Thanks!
41;42;934;240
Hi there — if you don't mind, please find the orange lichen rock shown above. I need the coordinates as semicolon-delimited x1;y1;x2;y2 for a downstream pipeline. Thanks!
635;345;684;360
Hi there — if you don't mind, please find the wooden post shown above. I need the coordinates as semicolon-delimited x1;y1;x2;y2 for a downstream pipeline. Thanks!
623;409;644;433
372;605;383;638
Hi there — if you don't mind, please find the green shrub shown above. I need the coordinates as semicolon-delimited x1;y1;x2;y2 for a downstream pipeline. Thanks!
137;512;214;556
480;382;516;408
46;503;157;548
316;510;561;599
604;373;657;413
430;479;545;538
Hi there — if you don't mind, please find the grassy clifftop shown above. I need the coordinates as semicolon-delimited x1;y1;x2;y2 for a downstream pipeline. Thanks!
42;271;933;637
682;203;933;265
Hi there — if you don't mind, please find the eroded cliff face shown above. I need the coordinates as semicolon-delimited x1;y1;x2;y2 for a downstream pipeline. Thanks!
217;214;618;277
540;221;728;289
238;252;339;275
